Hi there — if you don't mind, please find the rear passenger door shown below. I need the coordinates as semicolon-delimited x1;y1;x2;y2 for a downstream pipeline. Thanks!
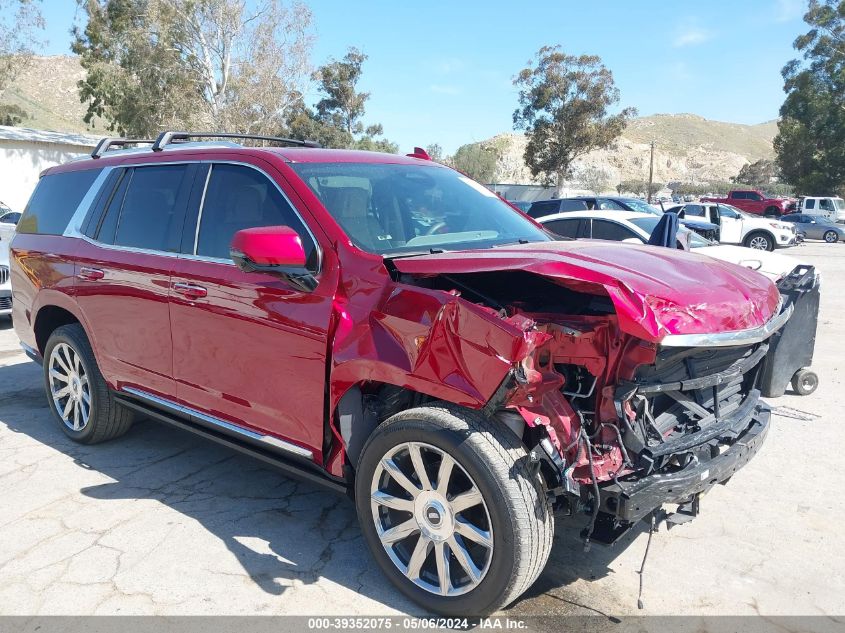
169;161;334;461
75;163;197;397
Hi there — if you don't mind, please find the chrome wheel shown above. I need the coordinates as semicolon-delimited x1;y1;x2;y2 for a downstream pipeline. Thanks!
370;442;493;597
48;342;91;431
749;235;770;250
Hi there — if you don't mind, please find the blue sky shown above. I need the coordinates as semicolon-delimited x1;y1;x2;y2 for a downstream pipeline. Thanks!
41;0;809;154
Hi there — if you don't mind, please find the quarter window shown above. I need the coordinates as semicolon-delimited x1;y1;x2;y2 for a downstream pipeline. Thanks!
195;164;315;266
17;169;101;235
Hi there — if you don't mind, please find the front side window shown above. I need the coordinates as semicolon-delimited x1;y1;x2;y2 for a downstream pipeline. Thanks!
595;199;625;210
820;198;833;211
290;163;550;255
196;164;316;266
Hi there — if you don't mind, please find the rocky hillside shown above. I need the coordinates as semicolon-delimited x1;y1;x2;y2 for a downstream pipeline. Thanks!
480;114;778;189
1;56;100;133
3;57;777;188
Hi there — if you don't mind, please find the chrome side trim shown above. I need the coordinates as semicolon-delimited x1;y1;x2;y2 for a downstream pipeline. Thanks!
121;387;314;459
660;302;794;348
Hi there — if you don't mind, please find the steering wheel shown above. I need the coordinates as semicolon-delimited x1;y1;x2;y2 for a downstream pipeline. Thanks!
425;222;447;236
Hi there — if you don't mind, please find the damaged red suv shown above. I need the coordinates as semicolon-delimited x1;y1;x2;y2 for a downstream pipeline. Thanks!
11;133;790;615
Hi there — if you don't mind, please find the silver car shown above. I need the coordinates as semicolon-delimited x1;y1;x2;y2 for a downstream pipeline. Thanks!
781;213;845;243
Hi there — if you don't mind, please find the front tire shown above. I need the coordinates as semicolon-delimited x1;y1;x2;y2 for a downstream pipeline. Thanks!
43;324;134;444
355;404;554;615
824;230;838;243
744;232;774;251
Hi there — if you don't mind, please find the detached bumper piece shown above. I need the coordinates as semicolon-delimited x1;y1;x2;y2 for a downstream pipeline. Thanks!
760;265;820;397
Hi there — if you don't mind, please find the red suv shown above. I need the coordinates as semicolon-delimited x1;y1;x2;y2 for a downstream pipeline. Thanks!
11;132;789;615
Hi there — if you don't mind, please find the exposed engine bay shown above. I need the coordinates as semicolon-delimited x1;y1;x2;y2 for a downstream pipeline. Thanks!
391;268;776;545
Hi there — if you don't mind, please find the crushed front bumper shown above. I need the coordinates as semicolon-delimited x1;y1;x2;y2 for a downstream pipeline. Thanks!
593;402;770;534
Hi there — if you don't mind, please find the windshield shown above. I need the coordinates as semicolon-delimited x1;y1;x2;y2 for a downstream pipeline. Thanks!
291;163;551;255
621;198;661;215
835;198;845;211
629;217;713;248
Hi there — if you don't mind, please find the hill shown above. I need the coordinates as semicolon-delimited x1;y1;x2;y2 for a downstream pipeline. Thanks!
1;56;100;133
1;56;777;187
481;114;778;188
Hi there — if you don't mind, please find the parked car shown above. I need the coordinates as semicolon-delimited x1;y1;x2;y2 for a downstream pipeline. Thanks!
701;189;795;217
505;199;532;213
11;132;789;615
539;210;801;281
526;197;588;218
781;213;845;243
0;208;19;247
664;202;797;251
797;196;845;223
534;196;720;241
0;237;10;319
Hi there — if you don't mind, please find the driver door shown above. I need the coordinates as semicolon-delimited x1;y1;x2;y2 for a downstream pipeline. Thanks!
169;160;334;460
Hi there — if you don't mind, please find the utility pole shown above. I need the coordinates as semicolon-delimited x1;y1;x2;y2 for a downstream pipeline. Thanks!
647;141;655;204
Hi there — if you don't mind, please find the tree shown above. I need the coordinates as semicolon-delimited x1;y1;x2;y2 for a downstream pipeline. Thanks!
0;103;29;126
314;48;369;135
288;46;396;151
575;165;611;193
733;159;781;187
425;143;444;162
513;46;636;192
451;143;498;182
73;0;314;136
0;0;45;97
774;0;845;195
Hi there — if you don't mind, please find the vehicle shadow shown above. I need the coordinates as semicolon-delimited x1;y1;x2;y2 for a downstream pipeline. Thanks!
0;355;635;616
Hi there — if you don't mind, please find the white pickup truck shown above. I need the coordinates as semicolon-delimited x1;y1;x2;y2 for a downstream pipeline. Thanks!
665;202;797;251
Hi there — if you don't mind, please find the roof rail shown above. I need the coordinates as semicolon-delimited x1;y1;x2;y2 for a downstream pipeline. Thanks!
91;138;155;159
151;131;321;152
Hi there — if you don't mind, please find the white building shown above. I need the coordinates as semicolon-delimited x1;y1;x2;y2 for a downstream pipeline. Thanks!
0;126;99;212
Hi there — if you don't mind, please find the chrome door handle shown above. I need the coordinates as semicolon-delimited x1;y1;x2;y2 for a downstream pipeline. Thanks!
173;282;208;299
78;267;104;281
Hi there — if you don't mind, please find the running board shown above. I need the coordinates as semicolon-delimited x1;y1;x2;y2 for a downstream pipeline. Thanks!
114;395;348;494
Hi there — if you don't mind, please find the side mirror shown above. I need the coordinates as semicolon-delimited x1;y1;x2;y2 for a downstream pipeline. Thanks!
230;226;317;292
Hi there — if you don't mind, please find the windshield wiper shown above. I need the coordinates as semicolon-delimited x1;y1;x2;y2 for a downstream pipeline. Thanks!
382;248;447;260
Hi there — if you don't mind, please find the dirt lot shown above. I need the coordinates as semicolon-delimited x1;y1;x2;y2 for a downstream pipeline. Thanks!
0;242;843;619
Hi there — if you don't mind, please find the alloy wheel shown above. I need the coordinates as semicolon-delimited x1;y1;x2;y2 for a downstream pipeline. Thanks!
749;236;770;250
48;342;91;431
370;442;494;597
824;231;837;243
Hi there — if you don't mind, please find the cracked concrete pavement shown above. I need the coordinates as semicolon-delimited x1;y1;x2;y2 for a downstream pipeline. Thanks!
0;242;843;618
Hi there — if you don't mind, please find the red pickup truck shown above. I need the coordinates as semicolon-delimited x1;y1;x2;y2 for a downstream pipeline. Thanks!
702;190;795;217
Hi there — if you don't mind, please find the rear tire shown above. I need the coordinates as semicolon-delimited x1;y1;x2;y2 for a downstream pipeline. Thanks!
43;324;134;444
355;403;554;616
744;232;775;251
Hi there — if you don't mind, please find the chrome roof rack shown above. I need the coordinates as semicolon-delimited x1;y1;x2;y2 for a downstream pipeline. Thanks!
151;131;321;152
91;137;155;159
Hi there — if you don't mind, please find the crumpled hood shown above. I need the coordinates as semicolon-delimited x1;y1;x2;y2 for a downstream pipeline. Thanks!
392;240;782;343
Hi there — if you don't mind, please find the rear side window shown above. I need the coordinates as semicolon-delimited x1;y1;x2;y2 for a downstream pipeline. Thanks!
804;199;815;209
17;169;101;235
590;219;639;241
96;165;190;252
559;199;588;212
